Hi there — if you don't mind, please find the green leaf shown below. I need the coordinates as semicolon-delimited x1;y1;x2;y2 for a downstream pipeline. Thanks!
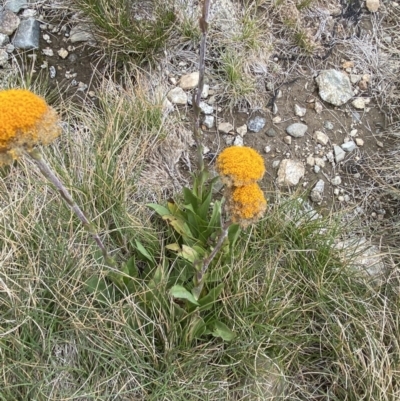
135;239;156;265
228;224;241;250
212;321;236;341
198;188;213;220
147;203;171;217
163;215;193;238
170;285;200;306
198;283;224;311
183;187;200;209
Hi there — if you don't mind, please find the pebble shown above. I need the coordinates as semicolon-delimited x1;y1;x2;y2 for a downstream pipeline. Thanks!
338;196;345;202
0;9;20;36
167;87;187;105
49;65;56;78
0;49;8;67
218;122;234;134
264;146;271;153
0;33;9;46
355;138;364;146
247;116;266;132
314;165;320;173
272;160;280;169
286;123;308;138
341;141;356;152
233;136;244;146
277;159;305;187
324;121;334;130
294;104;306;117
12;17;40;49
376;140;384;148
334;188;340;195
315;69;353;106
284;136;292;145
179;71;199;90
224;135;234;145
310;179;325;203
199;101;213;115
315;158;325;168
306;155;315;166
334;145;345;163
331;176;342;186
352;97;370;110
57;48;69;59
272;116;282;124
203;115;214;129
236;124;247;136
314;101;323;114
313;131;329;145
42;47;54;56
366;0;380;12
69;23;96;43
266;127;277;137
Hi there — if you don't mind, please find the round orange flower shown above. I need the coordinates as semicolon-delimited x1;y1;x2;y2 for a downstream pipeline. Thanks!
216;146;265;187
0;89;61;165
227;183;267;227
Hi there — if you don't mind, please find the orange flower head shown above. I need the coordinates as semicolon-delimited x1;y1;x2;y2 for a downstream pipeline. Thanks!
216;146;265;187
227;183;267;228
0;89;61;165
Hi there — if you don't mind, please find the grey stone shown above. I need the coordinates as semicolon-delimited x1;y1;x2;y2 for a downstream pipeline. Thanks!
277;159;305;187
233;135;243;146
324;121;334;130
0;9;20;36
334;145;345;163
313;131;329;145
69;24;96;43
266;127;277;137
272;160;280;169
331;176;342;186
167;87;187;105
49;65;56;78
218;122;234;134
199;101;213;115
4;0;27;13
224;135;234;145
179;71;199;90
315;69;353;106
203;115;214;129
314;165;320;173
236;124;247;136
310;179;325;203
247;116;266;132
294;104;306;117
12;18;39;49
286;123;308;138
264;146;271;153
0;49;8;67
0;33;9;46
352;97;370;110
341;141;356;152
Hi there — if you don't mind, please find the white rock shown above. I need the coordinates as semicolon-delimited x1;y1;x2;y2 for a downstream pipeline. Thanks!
272;160;280;169
284;136;292;145
233;135;243;146
350;129;358;137
352;97;370;109
277;159;305;187
294;104;306;117
334;145;345;163
355;138;364;146
314;165;320;173
236;124;247;136
0;49;8;67
199;101;213;115
313;131;329;145
331;176;342;186
272;116;282;124
306;155;315;166
286;123;308;138
264;146;271;153
57;48;68;59
201;84;209;98
350;74;362;84
224;135;234;145
203;115;214;129
69;24;96;43
179;71;199;90
341;141;356;152
167;87;187;105
314;101;323;114
366;0;380;12
42;47;53;56
315;158;325;168
310;179;325;203
218;122;234;134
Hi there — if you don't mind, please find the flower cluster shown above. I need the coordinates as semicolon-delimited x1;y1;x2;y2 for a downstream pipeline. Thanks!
0;89;61;165
216;146;267;228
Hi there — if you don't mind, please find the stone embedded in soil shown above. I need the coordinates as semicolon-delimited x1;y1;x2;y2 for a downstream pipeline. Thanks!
203;115;214;129
306;155;315;166
276;159;305;187
247;116;266;132
264;146;271;153
366;0;380;12
199;101;213;115
69;23;96;43
224;135;234;145
334;145;345;163
49;65;56;78
352;97;370;110
286;123;308;138
324;121;334;130
315;69;353;106
4;0;27;13
310;179;325;203
266;127;277;137
201;84;209;98
315;158;325;168
341;141;356;152
284;136;292;145
0;33;9;46
0;9;20;36
314;101;323;114
331;176;342;186
350;74;362;84
233;135;243;146
179;71;199;90
355;138;364;146
0;49;8;67
313;131;329;145
12;18;39;49
218;122;234;134
42;47;53;56
57;48;69;59
272;116;282;124
236;124;247;137
294;104;306;117
167;87;187;105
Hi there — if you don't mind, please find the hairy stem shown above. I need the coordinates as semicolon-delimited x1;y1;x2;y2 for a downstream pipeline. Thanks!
27;148;116;268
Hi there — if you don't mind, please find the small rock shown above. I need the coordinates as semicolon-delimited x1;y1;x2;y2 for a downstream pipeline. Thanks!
314;101;323;114
21;9;36;18
224;135;234;145
376;140;384;148
342;60;354;69
310;179;325;203
350;129;358;137
0;33;10;46
49;65;56;78
264;146;271;153
294;104;306;117
69;23;96;43
0;9;20;36
272;160;280;169
315;158;325;168
341;141;356;152
331;176;342;186
202;146;210;155
344;195;350;202
218;122;234;134
272;116;282;124
355;138;364;146
12;17;39;49
366;0;380;12
334;188;340;195
4;43;14;53
284;136;292;145
324;121;334;130
334;145;345;163
272;103;278;115
306;155;315;166
338;195;345;202
350;74;362;84
57;48;69;59
167;87;187;105
313;131;329;145
201;84;209;98
352;97;370;109
77;82;88;92
203;115;214;129
314;165;320;173
277;159;305;187
233;135;243;146
315;69;353;106
358;80;368;91
179;71;199;90
4;0;27;13
0;49;8;67
286;123;308;138
247;116;266;132
199;101;213;115
266;127;277;137
236;124;247;136
42;47;54;56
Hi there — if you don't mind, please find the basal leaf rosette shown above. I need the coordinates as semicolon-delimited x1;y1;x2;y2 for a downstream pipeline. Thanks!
227;183;267;228
0;89;61;165
216;146;265;187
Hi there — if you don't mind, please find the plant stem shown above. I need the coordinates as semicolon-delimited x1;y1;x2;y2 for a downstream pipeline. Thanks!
193;0;210;173
27;148;116;268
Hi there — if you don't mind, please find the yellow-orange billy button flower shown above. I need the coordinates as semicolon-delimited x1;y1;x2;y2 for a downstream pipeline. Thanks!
215;146;265;187
0;89;60;165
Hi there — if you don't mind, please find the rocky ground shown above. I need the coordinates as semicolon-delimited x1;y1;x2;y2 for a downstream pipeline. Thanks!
0;0;399;269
